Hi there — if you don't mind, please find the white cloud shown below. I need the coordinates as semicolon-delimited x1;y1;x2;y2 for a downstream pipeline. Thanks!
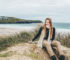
0;0;70;23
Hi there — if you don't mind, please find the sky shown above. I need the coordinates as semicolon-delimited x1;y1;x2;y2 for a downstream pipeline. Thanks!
0;0;70;23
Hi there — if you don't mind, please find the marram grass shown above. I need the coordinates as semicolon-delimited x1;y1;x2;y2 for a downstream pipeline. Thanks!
0;29;70;51
0;31;37;51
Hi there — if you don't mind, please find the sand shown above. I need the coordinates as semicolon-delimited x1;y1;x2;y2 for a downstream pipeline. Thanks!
0;25;70;37
0;26;35;37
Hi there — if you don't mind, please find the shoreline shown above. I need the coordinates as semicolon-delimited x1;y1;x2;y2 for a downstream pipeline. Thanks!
0;26;70;37
56;28;70;34
0;26;35;37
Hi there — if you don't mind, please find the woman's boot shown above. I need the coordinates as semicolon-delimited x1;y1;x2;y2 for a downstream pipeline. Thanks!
51;55;57;60
59;55;65;60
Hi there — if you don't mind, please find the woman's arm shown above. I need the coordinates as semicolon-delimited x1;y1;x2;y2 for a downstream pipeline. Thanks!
51;27;56;41
32;27;42;42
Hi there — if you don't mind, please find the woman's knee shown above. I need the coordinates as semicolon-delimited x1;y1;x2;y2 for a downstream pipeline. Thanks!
52;41;61;46
42;40;50;46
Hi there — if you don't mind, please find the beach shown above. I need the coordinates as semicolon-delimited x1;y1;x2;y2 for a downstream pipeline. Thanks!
0;26;35;37
0;25;70;37
56;28;70;34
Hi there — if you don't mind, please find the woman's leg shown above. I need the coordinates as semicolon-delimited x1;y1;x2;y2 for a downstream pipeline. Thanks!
42;40;55;57
51;40;65;60
51;40;64;56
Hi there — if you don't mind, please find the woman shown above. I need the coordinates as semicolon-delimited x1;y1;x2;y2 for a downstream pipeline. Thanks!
29;18;65;60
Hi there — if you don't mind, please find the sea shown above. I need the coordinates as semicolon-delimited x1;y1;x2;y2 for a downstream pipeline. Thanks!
0;23;70;29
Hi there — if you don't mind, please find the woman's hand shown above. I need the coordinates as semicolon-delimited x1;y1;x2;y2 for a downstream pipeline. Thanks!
28;41;33;44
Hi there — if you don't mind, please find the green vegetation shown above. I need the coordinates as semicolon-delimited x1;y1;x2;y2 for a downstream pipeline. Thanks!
0;51;16;57
0;16;42;23
0;29;38;51
0;32;32;51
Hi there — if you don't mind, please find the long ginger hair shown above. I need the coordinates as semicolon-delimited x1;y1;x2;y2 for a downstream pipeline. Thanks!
42;18;53;38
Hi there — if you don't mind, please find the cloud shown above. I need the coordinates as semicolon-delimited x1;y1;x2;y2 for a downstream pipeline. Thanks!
0;0;70;23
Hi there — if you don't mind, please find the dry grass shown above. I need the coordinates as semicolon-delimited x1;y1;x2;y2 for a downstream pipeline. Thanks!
55;33;70;48
0;27;70;52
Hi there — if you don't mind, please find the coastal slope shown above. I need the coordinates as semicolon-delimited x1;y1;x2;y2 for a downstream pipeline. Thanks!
0;43;70;60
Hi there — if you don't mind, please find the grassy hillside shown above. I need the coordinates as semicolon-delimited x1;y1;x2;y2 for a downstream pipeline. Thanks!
0;16;42;23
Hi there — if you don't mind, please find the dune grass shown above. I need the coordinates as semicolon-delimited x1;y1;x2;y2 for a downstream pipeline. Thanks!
0;27;39;51
0;32;36;51
55;33;70;48
23;51;39;60
0;51;16;57
0;28;70;51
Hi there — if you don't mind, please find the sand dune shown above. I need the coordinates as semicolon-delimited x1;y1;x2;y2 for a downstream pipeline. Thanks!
0;43;70;60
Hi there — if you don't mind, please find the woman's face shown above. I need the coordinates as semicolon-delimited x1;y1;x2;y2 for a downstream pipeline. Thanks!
45;20;50;27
